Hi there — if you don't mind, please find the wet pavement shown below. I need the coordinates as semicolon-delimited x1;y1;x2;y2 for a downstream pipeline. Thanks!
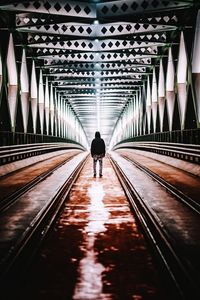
0;152;87;267
110;151;200;292
0;150;81;200
19;157;169;300
116;149;200;203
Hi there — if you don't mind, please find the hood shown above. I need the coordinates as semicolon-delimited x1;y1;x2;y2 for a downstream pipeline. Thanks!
95;131;101;138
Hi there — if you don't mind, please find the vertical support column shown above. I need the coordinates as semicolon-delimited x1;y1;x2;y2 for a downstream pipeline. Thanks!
158;59;165;132
152;67;158;133
131;98;134;137
50;83;54;135
177;32;188;130
57;94;61;137
61;98;64;138
192;10;200;125
44;76;50;135
133;96;136;137
54;92;58;137
75;119;78;142
30;60;37;134
70;107;73;140
146;76;151;134
142;83;146;134
118;117;121;143
50;86;57;135
121;111;124;140
124;107;128;140
20;49;29;134
166;47;175;132
72;113;76;141
127;102;130;139
38;69;44;135
66;101;68;139
135;93;139;136
63;100;67;139
7;33;18;132
138;87;143;136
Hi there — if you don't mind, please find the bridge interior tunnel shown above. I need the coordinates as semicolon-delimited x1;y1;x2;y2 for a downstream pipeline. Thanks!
1;2;200;300
0;0;200;149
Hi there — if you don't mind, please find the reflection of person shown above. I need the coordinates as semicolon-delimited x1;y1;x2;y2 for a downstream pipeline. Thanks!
91;131;106;177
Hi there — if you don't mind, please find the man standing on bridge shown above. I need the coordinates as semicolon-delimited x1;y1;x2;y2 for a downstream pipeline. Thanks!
91;131;106;177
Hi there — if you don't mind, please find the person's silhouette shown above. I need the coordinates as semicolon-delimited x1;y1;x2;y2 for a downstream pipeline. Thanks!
90;131;106;177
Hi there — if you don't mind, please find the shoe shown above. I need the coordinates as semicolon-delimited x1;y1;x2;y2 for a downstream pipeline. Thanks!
99;174;103;177
94;174;96;177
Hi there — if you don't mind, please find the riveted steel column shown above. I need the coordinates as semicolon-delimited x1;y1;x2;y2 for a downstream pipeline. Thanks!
146;76;151;134
133;96;136;137
63;100;67;139
50;83;54;135
192;10;200;125
44;76;50;135
138;87;143;136
177;32;188;130
166;47;175;132
7;33;18;132
152;67;158;133
38;69;44;134
142;83;146;135
158;58;165;132
57;94;61;137
30;60;37;134
54;92;58;137
135;92;139;136
60;97;64;138
20;49;29;134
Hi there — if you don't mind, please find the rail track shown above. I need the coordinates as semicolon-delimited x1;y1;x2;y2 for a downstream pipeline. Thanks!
0;154;88;297
109;154;200;300
120;154;200;215
0;153;81;213
1;152;199;299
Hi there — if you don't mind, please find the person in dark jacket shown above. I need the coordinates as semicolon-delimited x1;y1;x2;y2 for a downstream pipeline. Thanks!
91;131;106;177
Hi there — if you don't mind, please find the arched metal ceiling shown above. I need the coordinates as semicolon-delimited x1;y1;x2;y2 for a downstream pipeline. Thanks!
0;0;197;145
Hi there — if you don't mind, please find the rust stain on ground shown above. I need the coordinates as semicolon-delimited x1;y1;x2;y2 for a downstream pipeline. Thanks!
19;157;169;300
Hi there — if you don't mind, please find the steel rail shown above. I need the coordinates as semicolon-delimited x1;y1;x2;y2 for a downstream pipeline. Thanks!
121;154;200;215
109;154;199;300
0;154;89;290
0;154;79;213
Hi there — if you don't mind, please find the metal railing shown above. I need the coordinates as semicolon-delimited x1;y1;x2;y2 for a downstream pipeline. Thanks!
0;131;81;146
118;129;200;145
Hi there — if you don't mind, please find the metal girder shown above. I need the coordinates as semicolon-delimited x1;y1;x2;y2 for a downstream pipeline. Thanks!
54;83;143;88
97;0;193;18
36;52;156;62
62;94;133;97
17;22;176;37
0;1;192;19
43;64;150;72
46;73;143;79
0;1;96;18
29;40;165;52
0;0;195;144
47;69;147;75
49;78;144;83
27;32;167;44
16;13;93;28
16;13;179;28
43;59;152;67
